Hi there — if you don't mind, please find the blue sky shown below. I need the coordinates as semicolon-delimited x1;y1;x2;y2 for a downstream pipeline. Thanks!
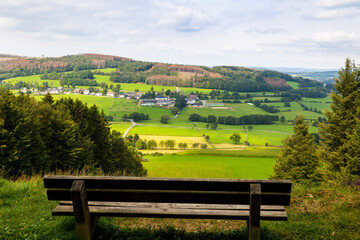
1;0;360;69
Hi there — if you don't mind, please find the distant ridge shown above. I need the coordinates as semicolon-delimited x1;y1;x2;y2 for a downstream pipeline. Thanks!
81;53;132;61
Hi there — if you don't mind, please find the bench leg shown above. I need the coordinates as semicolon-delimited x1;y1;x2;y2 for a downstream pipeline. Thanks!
71;180;99;240
248;184;261;240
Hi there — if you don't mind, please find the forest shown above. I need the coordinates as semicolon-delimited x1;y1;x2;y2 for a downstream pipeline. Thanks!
0;90;146;178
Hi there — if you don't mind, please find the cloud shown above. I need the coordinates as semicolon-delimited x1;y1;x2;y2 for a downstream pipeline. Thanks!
311;31;360;43
0;17;17;30
245;27;287;34
152;2;213;32
317;0;360;8
306;7;360;19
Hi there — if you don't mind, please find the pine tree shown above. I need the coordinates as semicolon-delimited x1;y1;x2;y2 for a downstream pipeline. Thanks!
271;115;321;181
318;58;360;180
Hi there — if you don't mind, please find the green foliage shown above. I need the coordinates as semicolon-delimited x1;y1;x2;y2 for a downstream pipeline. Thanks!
164;140;175;149
170;107;179;115
318;58;360;181
230;133;241;143
0;90;146;177
161;115;170;124
200;143;208;149
271;115;321;181
146;139;157;150
174;94;186;109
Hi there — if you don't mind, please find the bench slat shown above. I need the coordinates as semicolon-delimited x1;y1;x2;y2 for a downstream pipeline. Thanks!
52;205;288;221
59;201;286;211
47;189;291;205
43;176;292;194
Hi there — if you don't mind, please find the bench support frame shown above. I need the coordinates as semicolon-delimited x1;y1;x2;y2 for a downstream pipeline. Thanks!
71;180;99;240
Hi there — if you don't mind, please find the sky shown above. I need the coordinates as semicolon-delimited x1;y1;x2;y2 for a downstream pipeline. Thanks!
1;0;360;69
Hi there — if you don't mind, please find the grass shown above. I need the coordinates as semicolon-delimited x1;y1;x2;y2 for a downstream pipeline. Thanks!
143;154;275;179
197;128;288;146
1;172;359;239
130;125;200;136
91;68;117;73
109;122;132;134
286;81;300;89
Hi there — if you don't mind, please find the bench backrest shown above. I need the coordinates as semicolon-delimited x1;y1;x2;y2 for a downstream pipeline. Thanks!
43;175;292;206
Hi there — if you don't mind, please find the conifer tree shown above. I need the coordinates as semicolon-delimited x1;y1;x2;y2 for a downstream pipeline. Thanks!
271;115;321;181
318;58;360;180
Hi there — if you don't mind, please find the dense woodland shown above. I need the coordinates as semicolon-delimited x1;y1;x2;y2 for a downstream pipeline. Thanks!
0;90;146;177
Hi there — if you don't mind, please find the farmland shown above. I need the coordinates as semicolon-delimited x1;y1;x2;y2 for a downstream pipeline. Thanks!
7;65;333;180
143;154;275;179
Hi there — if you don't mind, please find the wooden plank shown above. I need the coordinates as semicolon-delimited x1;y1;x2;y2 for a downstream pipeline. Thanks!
71;180;99;240
249;184;261;240
47;189;291;205
59;201;286;211
43;175;292;194
52;205;288;221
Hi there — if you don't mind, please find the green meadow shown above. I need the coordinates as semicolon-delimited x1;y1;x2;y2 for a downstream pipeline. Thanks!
143;154;275;179
91;68;117;73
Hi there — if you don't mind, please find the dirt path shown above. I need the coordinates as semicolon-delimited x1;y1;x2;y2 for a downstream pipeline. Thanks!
122;119;137;138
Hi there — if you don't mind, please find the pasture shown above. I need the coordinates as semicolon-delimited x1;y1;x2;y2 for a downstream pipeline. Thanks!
143;154;275;179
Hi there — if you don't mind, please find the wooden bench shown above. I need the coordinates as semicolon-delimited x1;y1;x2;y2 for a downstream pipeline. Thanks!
43;175;292;240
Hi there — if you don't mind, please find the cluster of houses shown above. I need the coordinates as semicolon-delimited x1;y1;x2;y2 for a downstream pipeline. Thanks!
19;87;204;108
140;94;203;108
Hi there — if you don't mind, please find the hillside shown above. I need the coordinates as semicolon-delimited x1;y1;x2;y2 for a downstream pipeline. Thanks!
0;53;324;93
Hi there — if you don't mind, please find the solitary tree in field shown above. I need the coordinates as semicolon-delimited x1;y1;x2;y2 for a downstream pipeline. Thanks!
280;116;286;123
200;143;208;149
161;115;170;124
230;133;241;144
318;58;360;180
271;115;321;181
210;122;218;130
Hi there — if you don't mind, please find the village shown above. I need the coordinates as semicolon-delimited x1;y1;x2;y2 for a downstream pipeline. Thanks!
18;86;223;108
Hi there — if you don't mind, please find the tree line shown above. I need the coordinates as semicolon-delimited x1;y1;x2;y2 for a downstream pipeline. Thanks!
189;113;279;125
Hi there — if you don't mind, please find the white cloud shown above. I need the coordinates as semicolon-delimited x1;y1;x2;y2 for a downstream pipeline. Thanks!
0;17;17;29
157;6;211;32
312;31;360;43
308;7;360;19
245;27;287;34
317;0;360;8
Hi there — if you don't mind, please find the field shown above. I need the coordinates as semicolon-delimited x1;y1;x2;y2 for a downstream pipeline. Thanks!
143;154;275;179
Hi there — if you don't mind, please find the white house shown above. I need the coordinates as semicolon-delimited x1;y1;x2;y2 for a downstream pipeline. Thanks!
107;92;115;97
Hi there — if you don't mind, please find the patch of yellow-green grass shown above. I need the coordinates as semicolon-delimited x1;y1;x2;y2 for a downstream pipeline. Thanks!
114;83;214;95
35;94;115;115
143;154;275;179
140;149;187;155
4;75;62;88
286;81;300;89
94;75;113;86
130;125;200;136
198;128;288;146
212;143;246;149
109;122;132;134
91;68;117;73
138;135;207;146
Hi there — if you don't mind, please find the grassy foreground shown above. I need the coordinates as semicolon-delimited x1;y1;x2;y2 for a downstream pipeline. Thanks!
1;176;359;240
